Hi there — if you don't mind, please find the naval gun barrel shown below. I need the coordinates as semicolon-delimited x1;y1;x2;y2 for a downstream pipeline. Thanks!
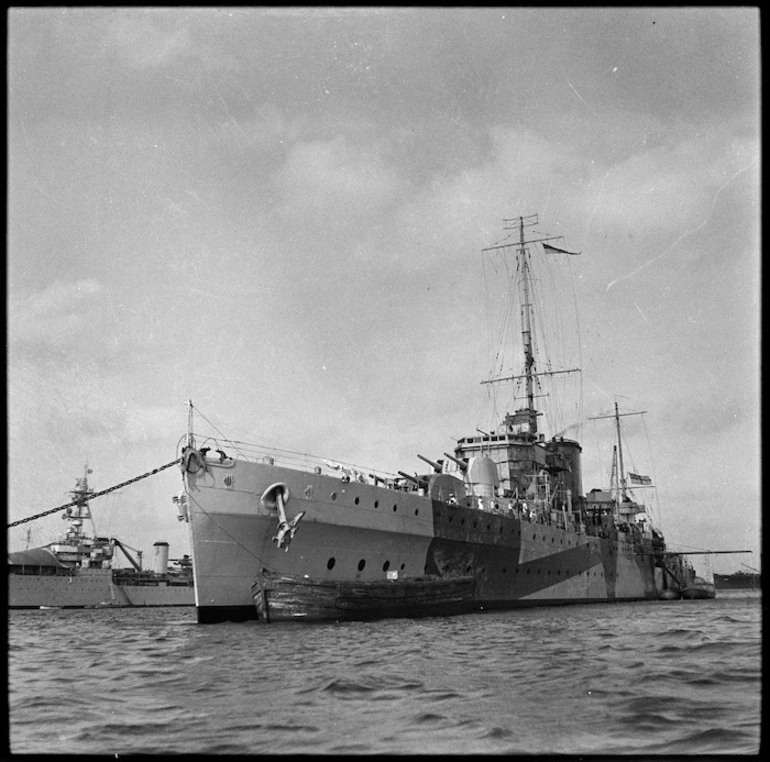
397;471;429;490
417;454;443;473
443;452;468;472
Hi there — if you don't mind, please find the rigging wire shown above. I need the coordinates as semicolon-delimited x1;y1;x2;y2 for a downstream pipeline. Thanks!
181;488;280;573
7;458;182;529
641;413;663;530
477;229;583;438
189;405;251;460
526;241;581;436
588;417;609;492
567;255;585;440
189;406;400;480
479;246;518;429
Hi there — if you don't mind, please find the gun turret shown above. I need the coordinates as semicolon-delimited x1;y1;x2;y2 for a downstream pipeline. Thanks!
397;471;429;490
417;454;443;473
443;452;468;472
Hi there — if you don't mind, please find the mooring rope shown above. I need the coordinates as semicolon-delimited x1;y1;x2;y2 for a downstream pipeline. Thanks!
7;458;182;529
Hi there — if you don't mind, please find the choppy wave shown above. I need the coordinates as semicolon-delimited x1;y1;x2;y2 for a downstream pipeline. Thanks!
8;590;761;754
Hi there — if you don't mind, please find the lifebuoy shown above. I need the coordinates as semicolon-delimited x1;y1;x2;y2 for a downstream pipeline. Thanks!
182;446;207;474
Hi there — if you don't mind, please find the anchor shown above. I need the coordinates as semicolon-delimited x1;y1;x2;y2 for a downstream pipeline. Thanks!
262;483;305;551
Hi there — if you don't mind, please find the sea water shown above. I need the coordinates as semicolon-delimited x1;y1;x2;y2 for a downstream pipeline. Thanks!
8;591;761;755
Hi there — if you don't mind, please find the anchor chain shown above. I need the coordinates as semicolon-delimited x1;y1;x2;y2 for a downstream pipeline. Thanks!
6;458;182;529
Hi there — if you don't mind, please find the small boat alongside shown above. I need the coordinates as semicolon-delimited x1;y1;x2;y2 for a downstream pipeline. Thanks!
252;569;476;623
681;576;716;600
656;551;743;600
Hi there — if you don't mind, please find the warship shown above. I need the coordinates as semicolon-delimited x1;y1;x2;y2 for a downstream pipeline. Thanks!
178;213;698;624
8;468;194;609
714;568;761;591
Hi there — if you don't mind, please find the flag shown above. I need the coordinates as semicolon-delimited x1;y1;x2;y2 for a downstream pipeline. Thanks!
543;242;580;256
628;472;652;486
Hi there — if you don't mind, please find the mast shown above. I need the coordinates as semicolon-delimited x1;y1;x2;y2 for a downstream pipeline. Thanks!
481;214;580;436
589;402;647;502
614;402;628;501
610;444;619;504
187;399;195;448
516;216;537;428
63;464;96;544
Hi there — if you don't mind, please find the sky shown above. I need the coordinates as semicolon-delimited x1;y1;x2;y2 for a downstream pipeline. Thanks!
7;8;760;576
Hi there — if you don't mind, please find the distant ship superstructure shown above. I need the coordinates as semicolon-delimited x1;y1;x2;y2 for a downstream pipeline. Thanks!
8;468;193;608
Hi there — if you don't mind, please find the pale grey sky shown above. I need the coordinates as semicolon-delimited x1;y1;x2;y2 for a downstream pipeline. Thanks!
8;8;760;574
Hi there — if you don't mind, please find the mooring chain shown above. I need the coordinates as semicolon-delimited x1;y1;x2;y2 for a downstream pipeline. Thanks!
7;458;182;529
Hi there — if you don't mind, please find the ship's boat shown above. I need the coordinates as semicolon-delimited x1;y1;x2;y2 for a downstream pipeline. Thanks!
656;551;698;601
179;213;696;625
8;468;194;609
681;577;716;600
252;569;476;623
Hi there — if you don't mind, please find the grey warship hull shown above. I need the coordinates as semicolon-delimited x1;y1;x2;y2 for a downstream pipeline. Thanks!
8;564;194;609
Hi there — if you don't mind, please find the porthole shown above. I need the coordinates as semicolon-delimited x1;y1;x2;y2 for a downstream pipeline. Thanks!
331;492;337;501
392;504;397;512
224;475;232;487
400;563;405;571
502;567;507;574
382;560;390;572
414;509;419;516
357;559;366;572
461;518;466;526
448;516;453;523
473;521;478;529
486;524;491;531
374;500;379;508
354;497;360;505
327;558;336;570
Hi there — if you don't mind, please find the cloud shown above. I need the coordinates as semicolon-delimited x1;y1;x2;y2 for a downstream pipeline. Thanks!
273;136;403;222
101;12;193;70
199;103;305;164
9;279;106;351
585;126;758;239
381;125;585;272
